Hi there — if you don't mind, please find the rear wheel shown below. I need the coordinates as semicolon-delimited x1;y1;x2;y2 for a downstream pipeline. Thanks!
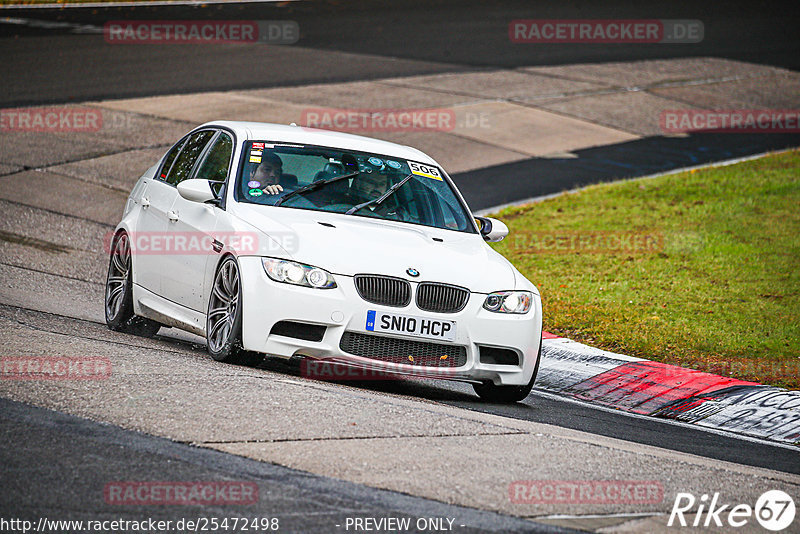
473;335;542;403
206;256;259;365
104;232;161;338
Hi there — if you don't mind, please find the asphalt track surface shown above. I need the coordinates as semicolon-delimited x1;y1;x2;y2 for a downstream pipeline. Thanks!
1;397;572;533
459;132;800;211
2;1;800;531
2;0;799;209
2;307;798;533
2;0;800;106
256;356;800;476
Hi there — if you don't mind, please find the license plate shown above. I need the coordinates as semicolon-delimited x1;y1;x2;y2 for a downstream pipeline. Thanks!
365;310;456;342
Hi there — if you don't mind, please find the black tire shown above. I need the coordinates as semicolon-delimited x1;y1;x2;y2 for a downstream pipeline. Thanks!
104;232;161;338
473;334;542;403
206;256;259;365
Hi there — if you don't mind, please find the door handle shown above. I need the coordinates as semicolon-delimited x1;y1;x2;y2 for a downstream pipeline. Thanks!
141;197;150;208
168;210;179;222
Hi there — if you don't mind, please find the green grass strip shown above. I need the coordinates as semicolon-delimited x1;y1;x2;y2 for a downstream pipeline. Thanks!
491;150;800;389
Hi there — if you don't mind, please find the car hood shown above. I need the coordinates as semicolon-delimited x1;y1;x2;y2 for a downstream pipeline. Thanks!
232;204;517;293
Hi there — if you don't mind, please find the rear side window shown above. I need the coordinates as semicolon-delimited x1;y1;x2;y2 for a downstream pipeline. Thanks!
157;138;186;182
165;130;215;186
195;133;233;183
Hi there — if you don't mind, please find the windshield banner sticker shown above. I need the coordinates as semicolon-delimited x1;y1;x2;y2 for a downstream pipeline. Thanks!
409;161;443;181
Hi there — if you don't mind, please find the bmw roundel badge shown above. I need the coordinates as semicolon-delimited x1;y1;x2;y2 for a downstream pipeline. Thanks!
406;268;420;277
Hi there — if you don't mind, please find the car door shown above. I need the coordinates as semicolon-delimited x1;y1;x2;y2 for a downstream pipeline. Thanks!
140;129;217;301
160;130;234;313
132;136;186;295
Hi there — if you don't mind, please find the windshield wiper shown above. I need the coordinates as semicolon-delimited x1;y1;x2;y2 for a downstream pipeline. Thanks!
345;173;414;215
275;171;359;207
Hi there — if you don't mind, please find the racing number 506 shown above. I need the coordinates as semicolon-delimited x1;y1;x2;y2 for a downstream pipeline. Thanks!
409;161;441;178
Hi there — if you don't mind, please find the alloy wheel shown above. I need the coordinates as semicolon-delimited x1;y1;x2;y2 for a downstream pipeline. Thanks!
207;258;240;353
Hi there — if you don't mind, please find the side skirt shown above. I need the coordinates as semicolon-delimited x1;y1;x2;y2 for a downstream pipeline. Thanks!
133;284;206;337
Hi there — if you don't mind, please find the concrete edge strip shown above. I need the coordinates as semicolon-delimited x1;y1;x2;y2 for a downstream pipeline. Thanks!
537;332;800;446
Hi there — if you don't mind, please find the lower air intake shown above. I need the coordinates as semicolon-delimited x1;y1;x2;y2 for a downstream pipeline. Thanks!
270;321;326;342
339;332;467;368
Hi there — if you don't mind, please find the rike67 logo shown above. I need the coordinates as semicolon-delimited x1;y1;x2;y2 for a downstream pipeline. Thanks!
668;490;796;531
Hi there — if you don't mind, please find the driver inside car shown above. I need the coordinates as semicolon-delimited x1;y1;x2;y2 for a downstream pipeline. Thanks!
349;171;409;220
350;172;390;204
249;152;284;195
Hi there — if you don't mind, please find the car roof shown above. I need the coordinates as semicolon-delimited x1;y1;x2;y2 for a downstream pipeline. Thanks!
201;121;438;165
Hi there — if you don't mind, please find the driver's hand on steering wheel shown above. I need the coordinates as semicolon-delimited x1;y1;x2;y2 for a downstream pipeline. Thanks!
263;184;284;195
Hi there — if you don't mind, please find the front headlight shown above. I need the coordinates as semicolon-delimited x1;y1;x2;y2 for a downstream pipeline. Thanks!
262;258;337;289
483;291;532;314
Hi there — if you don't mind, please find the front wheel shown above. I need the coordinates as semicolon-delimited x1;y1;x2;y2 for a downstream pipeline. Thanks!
104;232;161;338
206;256;258;365
473;335;542;403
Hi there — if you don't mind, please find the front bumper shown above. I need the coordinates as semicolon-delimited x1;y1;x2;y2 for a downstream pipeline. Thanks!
238;256;542;386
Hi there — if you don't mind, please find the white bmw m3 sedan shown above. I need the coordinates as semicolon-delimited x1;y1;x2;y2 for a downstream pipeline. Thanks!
105;121;542;402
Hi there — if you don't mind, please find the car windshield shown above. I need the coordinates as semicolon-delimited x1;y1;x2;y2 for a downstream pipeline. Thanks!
234;141;476;233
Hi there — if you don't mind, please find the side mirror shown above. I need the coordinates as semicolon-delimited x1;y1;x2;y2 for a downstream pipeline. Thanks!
475;216;509;242
177;179;217;204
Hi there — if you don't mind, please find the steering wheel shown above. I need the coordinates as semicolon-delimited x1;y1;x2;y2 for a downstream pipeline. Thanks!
372;201;409;221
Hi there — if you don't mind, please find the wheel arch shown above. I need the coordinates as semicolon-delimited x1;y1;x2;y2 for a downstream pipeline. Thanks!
108;225;134;281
